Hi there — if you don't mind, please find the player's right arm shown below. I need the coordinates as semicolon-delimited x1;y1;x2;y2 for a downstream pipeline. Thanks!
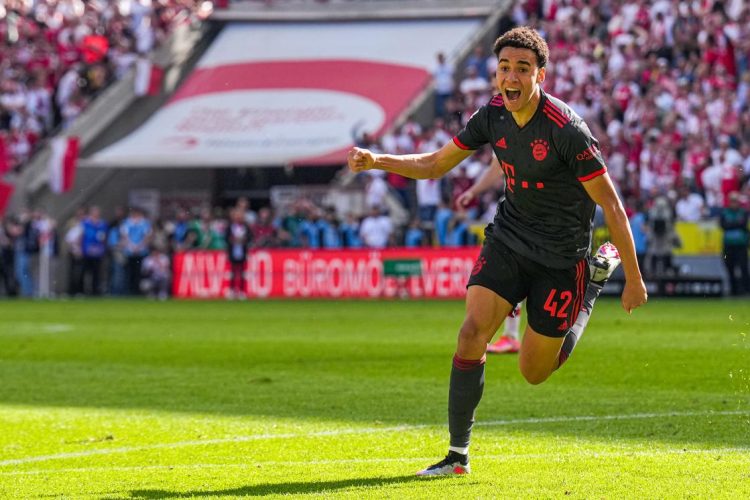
457;157;503;207
348;140;474;180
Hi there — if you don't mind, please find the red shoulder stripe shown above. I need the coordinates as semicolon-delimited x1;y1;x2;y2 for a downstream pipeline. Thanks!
452;136;472;150
543;103;569;125
543;109;566;128
578;166;607;182
490;95;504;107
544;100;569;123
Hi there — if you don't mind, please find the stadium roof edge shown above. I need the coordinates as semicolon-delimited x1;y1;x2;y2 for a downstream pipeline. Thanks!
210;0;506;22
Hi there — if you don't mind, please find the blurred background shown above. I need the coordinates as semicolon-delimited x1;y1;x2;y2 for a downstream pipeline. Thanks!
0;0;748;301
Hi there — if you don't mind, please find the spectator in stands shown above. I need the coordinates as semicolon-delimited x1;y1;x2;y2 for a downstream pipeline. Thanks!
65;207;86;297
185;207;211;249
225;207;252;299
252;207;279;248
719;191;750;296
416;177;441;223
364;170;388;210
140;245;171;301
458;65;489;97
208;208;227;250
81;205;108;296
339;212;362;248
433;52;455;117
0;216;18;296
445;211;472;247
167;207;191;252
434;199;453;247
277;201;308;247
107;206;127;296
450;165;479;220
298;207;320;249
465;45;491;81
627;197;649;277
675;185;706;222
359;205;392;249
647;196;680;277
120;206;152;295
404;218;426;248
14;209;37;297
318;207;342;249
1;0;204;173
35;210;57;299
235;196;257;226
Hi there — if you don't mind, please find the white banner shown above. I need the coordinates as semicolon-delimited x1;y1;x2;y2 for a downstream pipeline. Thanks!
87;20;481;168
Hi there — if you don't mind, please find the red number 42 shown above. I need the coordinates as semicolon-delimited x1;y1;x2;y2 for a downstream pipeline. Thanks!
544;289;572;318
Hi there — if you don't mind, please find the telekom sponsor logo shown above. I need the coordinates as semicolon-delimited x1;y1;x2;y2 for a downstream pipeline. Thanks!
172;249;479;299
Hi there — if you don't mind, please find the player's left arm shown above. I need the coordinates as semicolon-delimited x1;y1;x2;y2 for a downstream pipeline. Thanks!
582;173;648;313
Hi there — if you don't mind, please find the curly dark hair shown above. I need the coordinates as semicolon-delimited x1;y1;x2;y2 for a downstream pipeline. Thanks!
492;27;549;68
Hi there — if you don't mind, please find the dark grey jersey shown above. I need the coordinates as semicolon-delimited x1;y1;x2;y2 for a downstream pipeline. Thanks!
454;91;607;268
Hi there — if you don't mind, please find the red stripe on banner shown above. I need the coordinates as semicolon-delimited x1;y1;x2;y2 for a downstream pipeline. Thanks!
0;182;13;216
169;60;429;108
0;135;10;174
62;137;80;192
148;64;164;96
452;136;472;150
543;109;566;128
578;166;607;182
171;60;430;166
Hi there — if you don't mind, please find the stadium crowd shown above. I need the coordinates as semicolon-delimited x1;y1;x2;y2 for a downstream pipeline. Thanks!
0;0;207;173
0;0;749;298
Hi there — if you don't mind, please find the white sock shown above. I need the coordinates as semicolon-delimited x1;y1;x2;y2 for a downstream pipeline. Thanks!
503;306;521;339
449;445;469;455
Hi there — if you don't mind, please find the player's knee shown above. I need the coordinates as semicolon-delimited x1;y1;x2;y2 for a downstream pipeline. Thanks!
518;362;552;385
457;316;485;343
522;372;550;385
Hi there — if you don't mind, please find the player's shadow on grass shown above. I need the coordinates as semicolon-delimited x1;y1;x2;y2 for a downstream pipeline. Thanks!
129;475;427;498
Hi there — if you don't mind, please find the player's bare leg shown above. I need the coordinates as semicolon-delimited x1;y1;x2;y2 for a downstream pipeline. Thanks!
518;326;565;384
518;242;622;383
417;285;512;476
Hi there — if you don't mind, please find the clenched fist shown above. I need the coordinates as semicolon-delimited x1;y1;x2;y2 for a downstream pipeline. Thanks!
348;147;376;173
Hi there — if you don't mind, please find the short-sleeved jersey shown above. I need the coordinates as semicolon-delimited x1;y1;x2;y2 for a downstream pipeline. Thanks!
453;90;607;268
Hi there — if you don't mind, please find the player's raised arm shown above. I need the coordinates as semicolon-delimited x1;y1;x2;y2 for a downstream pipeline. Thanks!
457;156;504;207
348;140;474;180
581;172;648;313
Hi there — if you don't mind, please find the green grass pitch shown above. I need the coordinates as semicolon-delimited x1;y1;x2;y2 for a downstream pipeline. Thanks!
0;298;748;498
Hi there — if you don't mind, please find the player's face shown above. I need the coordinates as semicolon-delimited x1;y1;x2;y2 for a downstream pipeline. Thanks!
495;47;545;115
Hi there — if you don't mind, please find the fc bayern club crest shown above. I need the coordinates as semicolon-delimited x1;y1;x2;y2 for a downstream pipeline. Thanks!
531;139;549;161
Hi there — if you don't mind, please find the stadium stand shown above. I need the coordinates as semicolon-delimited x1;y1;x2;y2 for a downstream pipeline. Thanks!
0;0;748;298
0;0;209;174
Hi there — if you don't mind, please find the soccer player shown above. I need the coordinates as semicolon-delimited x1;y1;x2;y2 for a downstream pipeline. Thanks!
456;160;621;356
347;27;647;476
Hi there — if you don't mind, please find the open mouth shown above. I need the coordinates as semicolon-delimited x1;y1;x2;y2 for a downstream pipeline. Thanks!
505;89;521;101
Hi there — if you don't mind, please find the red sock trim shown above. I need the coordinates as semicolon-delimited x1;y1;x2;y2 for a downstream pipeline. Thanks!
453;353;486;371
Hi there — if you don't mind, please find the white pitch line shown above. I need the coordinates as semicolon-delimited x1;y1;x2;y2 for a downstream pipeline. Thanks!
0;409;746;468
3;447;750;477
